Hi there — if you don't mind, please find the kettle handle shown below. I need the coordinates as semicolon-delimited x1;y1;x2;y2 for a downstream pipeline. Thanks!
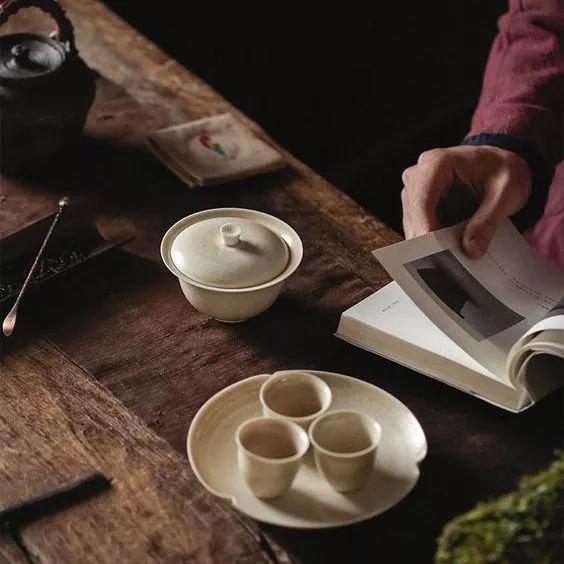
0;0;77;55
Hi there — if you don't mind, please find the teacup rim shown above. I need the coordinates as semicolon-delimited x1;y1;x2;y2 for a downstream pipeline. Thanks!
308;409;382;459
259;371;332;423
235;416;309;465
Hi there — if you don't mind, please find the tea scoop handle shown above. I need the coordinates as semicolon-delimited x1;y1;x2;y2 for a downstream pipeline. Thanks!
0;0;77;55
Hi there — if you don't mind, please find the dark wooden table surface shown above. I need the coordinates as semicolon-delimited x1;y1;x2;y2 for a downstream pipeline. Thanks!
1;2;562;563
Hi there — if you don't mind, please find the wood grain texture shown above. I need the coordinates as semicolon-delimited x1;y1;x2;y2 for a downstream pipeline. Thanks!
1;4;562;564
0;539;28;564
0;340;284;564
1;0;398;289
63;0;402;252
0;7;394;561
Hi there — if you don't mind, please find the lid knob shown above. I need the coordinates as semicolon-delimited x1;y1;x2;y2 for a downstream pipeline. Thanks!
7;44;36;70
11;44;27;59
220;223;241;247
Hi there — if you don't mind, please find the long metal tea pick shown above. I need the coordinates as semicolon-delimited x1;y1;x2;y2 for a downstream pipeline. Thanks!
2;196;70;337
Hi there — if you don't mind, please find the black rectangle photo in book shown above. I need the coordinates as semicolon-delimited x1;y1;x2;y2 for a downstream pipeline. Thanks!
404;250;524;341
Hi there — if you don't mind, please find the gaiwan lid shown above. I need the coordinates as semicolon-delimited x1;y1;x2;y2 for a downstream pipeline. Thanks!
171;216;290;289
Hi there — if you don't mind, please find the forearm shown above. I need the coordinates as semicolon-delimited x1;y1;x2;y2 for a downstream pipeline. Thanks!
462;0;563;228
465;0;563;164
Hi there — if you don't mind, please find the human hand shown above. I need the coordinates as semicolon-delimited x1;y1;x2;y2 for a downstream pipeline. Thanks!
401;146;531;258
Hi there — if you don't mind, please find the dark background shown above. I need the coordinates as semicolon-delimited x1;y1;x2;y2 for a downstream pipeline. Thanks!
103;1;506;233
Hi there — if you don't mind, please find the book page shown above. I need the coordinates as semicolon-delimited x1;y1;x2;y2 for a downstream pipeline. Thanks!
338;283;525;411
507;298;564;392
374;220;564;380
343;282;496;377
514;297;564;344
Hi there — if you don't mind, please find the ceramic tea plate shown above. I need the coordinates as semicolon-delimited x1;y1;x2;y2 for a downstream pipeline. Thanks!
187;370;427;529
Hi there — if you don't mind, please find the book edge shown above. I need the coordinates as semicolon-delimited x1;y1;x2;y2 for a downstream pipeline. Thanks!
336;314;530;413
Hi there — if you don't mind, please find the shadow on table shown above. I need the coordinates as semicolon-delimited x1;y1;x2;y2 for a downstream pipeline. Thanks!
229;291;563;563
3;133;297;217
229;292;342;365
0;130;298;346
260;450;490;564
4;131;562;564
0;249;163;347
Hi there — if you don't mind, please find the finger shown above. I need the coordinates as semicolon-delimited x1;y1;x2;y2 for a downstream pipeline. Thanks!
462;183;516;258
401;188;414;238
405;162;453;236
401;165;417;186
418;148;445;164
403;215;413;239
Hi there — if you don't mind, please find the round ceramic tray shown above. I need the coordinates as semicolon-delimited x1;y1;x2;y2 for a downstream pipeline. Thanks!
187;370;427;529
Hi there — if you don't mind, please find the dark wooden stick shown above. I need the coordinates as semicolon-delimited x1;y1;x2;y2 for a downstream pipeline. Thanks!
0;473;111;536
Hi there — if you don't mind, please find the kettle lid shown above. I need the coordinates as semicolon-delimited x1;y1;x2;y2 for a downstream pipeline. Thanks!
0;33;65;83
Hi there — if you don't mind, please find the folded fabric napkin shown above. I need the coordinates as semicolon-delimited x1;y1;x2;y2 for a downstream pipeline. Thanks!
146;113;285;187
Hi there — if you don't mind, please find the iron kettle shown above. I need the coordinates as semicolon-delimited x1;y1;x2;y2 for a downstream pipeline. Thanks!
0;0;95;174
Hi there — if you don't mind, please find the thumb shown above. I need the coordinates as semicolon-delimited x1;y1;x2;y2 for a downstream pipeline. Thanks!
462;186;514;259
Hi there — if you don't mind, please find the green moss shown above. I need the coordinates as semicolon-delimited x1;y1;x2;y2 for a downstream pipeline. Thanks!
435;451;564;564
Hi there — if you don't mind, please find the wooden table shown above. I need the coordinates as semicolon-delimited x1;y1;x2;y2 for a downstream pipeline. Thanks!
1;2;562;562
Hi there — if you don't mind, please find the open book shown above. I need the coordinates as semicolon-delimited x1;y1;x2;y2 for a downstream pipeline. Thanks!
337;220;564;412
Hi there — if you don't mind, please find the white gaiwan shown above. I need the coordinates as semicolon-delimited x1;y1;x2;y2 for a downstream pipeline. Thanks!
161;208;303;322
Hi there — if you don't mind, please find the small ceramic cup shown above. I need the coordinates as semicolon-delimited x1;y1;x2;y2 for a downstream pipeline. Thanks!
259;372;332;430
235;416;309;499
309;409;382;492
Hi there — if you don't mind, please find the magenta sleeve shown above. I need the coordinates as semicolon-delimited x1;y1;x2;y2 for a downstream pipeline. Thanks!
467;0;564;167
